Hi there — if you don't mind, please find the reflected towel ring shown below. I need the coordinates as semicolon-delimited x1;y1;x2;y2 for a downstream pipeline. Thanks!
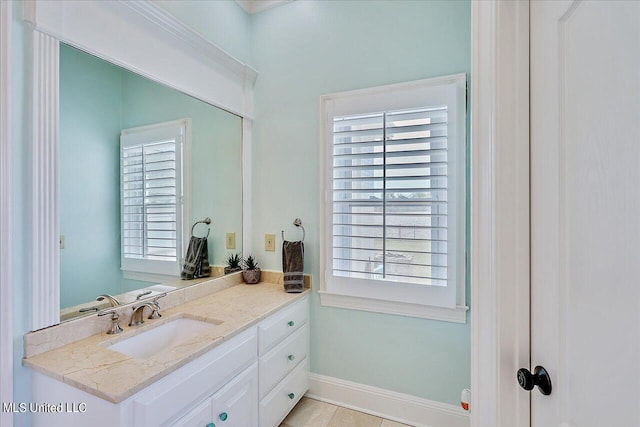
282;218;305;242
191;217;211;238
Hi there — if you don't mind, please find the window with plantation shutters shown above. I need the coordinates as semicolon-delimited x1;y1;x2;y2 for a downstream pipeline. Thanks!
321;75;468;321
120;119;189;276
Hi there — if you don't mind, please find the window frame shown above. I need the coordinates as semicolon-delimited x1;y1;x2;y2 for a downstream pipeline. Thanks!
120;118;191;277
319;74;468;322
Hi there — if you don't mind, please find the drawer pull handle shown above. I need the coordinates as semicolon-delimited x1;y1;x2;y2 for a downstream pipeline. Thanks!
219;412;228;421
288;321;295;327
206;423;215;427
288;354;295;361
288;393;295;400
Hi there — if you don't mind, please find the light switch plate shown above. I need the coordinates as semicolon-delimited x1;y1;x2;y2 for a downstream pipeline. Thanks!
60;235;65;249
265;233;276;252
226;232;236;249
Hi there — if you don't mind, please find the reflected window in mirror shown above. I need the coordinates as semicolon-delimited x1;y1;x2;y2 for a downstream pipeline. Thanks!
59;43;243;321
121;119;190;276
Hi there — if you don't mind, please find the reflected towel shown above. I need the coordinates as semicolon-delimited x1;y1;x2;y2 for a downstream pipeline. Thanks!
282;240;304;293
181;236;211;280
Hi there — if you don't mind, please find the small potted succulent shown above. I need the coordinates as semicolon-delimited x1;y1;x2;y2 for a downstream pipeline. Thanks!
242;255;261;284
224;253;242;275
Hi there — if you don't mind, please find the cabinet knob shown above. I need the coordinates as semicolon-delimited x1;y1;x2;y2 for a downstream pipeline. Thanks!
288;393;295;400
219;412;228;421
288;354;295;361
288;321;295;327
206;423;215;427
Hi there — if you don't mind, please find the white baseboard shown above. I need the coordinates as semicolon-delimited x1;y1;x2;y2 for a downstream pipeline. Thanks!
306;373;470;427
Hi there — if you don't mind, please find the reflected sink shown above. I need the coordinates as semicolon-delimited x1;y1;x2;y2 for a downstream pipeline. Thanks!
106;317;221;359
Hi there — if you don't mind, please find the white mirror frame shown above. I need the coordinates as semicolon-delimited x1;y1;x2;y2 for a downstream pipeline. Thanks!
23;0;257;331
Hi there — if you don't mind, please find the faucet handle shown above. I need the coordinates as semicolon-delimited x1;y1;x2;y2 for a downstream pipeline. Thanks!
152;293;167;307
135;290;152;300
98;310;124;334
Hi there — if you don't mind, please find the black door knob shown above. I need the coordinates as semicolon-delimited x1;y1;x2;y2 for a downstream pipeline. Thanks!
517;365;552;395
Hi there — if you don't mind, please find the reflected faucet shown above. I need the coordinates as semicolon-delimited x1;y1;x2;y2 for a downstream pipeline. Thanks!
96;294;121;307
135;290;152;300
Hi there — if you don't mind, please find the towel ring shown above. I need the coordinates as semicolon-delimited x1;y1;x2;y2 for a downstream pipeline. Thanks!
282;218;305;242
191;217;211;238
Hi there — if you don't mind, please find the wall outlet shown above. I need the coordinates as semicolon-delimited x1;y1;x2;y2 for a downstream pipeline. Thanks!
265;233;276;252
226;232;236;249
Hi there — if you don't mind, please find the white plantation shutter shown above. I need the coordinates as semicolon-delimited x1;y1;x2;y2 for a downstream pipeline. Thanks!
121;119;188;276
332;107;449;286
322;74;466;314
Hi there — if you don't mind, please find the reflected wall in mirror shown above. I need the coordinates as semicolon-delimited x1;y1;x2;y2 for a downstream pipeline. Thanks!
59;43;242;321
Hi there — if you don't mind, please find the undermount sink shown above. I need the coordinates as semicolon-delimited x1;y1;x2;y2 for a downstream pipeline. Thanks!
106;317;222;359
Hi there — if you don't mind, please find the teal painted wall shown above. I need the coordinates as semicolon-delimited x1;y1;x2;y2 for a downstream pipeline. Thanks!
249;0;471;405
59;45;242;309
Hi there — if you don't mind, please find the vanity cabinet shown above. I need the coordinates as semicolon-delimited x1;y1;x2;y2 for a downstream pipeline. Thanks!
172;363;258;427
258;296;310;427
31;294;309;427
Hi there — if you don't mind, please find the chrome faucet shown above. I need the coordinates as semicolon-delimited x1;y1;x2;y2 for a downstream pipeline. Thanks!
79;306;100;313
130;302;161;326
129;293;167;326
97;310;123;334
135;290;152;300
96;294;121;307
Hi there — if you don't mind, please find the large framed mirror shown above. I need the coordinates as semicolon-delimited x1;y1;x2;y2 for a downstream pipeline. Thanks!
58;44;244;321
24;0;256;329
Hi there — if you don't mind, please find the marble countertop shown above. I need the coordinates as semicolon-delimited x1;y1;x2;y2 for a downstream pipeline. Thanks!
23;281;310;403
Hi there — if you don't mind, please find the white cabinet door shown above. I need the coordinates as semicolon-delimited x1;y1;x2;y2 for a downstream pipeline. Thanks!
210;362;259;427
171;400;212;427
530;1;640;426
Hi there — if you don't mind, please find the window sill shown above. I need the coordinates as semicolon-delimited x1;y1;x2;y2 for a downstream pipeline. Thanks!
318;291;469;323
122;270;180;283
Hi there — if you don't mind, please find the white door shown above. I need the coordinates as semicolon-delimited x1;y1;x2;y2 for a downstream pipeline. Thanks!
530;1;640;426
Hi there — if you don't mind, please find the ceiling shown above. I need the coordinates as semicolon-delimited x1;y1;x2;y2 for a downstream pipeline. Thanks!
235;0;293;14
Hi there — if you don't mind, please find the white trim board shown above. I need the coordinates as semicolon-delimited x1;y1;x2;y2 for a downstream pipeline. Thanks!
470;1;530;426
0;1;14;424
22;0;258;119
318;291;468;323
307;374;469;427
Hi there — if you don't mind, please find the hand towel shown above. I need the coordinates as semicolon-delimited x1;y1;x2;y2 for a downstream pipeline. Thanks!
282;240;304;293
181;236;211;280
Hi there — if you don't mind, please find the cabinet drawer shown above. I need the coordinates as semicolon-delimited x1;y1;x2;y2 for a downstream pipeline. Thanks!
133;327;257;427
259;324;309;399
259;296;308;355
259;358;309;427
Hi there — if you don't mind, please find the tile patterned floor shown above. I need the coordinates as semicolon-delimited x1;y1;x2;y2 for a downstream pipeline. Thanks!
280;397;413;427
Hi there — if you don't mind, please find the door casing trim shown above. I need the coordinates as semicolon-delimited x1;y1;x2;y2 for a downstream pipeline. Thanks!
470;1;530;425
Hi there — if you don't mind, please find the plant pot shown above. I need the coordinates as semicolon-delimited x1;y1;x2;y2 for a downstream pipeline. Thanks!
242;268;261;284
224;266;242;275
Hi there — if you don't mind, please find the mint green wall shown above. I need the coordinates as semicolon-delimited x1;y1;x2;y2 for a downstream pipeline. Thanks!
59;44;124;308
249;0;471;405
155;0;252;64
58;45;242;309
